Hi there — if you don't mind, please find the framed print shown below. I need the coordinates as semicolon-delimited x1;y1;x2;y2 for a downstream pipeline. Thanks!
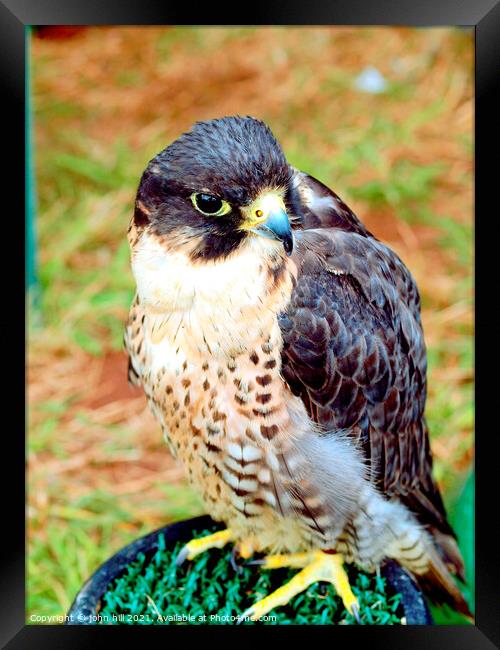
7;0;499;646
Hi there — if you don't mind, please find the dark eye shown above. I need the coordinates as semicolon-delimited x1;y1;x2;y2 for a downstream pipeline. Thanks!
191;193;231;217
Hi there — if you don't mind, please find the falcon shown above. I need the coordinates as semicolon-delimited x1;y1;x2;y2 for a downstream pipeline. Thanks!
124;116;470;621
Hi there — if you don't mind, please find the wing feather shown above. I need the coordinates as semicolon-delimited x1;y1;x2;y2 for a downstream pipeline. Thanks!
281;171;454;542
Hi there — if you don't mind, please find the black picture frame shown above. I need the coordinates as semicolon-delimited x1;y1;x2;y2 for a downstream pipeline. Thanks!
9;0;499;647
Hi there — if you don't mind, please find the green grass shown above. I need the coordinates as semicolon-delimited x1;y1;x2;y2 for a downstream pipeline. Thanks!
97;529;403;625
28;486;205;619
349;160;445;220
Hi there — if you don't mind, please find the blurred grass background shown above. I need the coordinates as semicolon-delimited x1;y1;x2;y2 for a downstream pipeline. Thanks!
27;26;473;623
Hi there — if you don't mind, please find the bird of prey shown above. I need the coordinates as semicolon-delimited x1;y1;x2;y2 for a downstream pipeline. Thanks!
124;116;470;621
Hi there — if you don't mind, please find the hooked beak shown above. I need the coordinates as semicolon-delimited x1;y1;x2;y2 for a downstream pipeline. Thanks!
240;192;294;256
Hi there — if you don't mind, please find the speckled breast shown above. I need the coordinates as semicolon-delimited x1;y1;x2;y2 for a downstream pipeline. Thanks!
140;322;323;553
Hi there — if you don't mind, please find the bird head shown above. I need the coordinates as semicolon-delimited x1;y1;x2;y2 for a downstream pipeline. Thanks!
131;116;294;261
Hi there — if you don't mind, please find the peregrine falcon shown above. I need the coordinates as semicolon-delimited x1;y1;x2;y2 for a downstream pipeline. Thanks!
124;116;470;621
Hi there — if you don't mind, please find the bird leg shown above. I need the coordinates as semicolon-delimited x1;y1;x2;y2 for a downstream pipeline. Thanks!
176;528;255;566
241;550;360;622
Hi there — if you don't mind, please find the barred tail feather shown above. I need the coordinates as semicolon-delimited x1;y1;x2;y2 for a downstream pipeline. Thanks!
430;527;466;583
418;540;473;620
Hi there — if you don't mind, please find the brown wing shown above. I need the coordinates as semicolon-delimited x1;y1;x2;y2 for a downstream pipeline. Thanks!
288;167;372;236
281;170;454;543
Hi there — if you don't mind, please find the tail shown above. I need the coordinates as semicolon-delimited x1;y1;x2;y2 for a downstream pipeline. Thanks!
431;526;466;582
417;535;473;620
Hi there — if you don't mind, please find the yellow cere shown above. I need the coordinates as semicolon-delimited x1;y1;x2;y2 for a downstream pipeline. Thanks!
240;190;287;229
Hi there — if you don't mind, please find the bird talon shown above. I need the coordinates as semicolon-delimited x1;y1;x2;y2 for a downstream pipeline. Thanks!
351;603;361;624
175;545;190;567
230;546;244;574
238;607;255;624
245;557;266;567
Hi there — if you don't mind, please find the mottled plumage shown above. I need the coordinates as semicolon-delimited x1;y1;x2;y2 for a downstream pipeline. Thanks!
125;116;470;618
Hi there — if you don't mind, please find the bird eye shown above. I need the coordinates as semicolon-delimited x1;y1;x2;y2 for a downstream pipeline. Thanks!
191;193;231;217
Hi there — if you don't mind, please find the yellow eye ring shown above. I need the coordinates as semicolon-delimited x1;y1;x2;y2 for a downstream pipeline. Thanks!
191;192;231;217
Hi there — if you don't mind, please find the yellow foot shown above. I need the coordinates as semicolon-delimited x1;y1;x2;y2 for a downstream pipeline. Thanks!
176;529;255;566
176;529;233;565
241;551;360;623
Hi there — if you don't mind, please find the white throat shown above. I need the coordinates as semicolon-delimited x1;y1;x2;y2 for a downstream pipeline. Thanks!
131;232;292;360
